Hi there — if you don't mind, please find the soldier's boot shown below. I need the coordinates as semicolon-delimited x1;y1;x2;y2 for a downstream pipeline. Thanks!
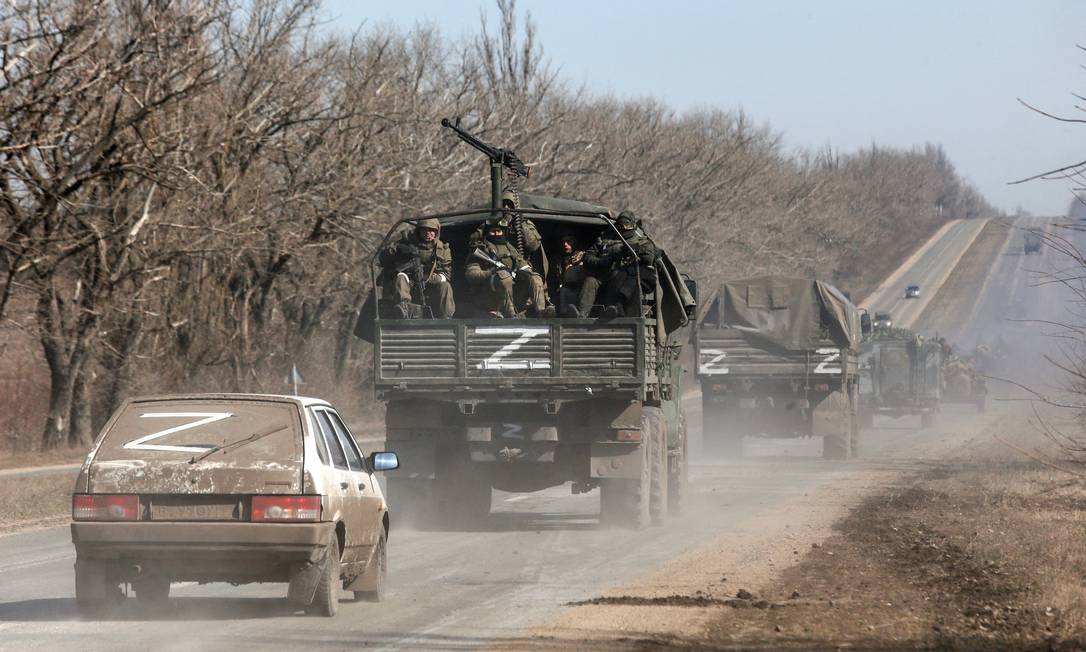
391;301;411;320
601;305;619;319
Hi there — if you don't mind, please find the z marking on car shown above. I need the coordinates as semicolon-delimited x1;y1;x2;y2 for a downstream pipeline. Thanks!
123;412;233;453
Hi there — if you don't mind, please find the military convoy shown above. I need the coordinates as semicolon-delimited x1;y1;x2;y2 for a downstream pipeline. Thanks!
1023;231;1042;255
356;120;696;529
694;277;868;459
858;328;943;428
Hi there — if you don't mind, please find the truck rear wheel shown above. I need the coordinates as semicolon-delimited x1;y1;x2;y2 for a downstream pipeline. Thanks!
667;413;688;516
646;408;669;526
132;575;170;607
435;448;491;527
600;435;651;530
860;409;874;429
921;412;936;428
385;478;434;528
822;412;851;460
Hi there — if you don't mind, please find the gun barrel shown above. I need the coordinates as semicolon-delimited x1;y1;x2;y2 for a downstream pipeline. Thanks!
471;248;506;269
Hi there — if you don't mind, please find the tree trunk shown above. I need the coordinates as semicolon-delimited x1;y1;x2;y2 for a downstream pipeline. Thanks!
69;361;95;448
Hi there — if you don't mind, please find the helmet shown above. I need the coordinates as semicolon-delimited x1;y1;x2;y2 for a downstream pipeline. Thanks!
500;189;519;209
416;218;440;234
615;211;637;232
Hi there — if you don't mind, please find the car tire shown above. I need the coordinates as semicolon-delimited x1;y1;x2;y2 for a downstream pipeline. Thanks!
132;575;170;607
306;538;340;617
353;532;387;603
75;559;123;618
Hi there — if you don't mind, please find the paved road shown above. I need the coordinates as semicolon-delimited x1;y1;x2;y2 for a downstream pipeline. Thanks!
861;218;988;329
0;217;1024;651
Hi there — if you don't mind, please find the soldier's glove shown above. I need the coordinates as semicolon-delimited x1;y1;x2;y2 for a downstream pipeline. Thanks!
393;242;415;256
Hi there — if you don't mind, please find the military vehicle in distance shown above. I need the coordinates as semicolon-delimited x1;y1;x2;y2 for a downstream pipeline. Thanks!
1023;231;1042;255
858;329;943;428
695;277;868;459
356;119;697;529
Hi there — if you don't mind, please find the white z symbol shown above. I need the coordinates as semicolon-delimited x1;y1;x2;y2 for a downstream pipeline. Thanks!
475;327;551;370
124;412;233;453
698;348;729;375
499;423;524;439
813;348;842;374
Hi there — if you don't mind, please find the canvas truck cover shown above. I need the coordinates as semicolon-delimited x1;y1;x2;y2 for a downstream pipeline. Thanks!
713;276;861;351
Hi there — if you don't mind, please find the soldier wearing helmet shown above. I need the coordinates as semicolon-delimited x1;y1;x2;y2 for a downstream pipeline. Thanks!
465;215;554;318
578;211;660;318
377;218;455;318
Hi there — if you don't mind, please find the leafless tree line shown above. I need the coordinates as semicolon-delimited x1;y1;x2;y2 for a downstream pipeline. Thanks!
0;0;996;449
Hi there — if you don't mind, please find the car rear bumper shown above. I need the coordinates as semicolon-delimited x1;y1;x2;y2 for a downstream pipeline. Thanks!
72;521;333;557
71;521;336;583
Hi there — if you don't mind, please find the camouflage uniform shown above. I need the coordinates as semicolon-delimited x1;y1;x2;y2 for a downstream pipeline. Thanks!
465;217;550;318
579;212;660;317
377;218;455;318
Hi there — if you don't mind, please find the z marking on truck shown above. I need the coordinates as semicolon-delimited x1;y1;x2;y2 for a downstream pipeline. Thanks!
499;423;524;439
474;327;551;370
124;412;233;453
814;348;842;374
698;349;729;375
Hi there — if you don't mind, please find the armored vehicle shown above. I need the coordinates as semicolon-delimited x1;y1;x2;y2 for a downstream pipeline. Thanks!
355;120;696;529
695;276;867;459
858;329;943;428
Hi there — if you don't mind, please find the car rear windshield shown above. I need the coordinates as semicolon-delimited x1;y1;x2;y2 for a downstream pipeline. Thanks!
94;399;302;464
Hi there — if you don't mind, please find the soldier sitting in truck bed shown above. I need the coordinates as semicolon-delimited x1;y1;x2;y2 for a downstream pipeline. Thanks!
577;212;660;318
549;232;588;317
465;216;555;318
377;218;455;319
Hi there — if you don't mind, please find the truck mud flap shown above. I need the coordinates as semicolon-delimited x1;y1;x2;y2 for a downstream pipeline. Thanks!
590;442;644;480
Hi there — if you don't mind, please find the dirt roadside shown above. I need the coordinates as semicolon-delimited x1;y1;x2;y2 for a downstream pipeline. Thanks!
506;404;1086;651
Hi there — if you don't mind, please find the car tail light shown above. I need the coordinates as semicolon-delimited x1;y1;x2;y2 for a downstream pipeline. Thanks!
711;383;729;392
251;495;322;522
814;383;830;392
615;429;641;442
72;494;139;521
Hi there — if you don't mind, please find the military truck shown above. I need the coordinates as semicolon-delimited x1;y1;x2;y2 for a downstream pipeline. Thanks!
355;120;697;529
857;329;943;428
1023;231;1042;255
695;277;867;459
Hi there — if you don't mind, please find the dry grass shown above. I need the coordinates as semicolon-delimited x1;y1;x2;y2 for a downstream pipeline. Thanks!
0;473;73;534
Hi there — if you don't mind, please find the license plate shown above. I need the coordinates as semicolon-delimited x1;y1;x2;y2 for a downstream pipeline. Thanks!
151;498;239;521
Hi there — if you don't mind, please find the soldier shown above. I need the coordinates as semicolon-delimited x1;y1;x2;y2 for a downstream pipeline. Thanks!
577;211;660;318
466;216;555;318
549;233;587;316
377;218;455;319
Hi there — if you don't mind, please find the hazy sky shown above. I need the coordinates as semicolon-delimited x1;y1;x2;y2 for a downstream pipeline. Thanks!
322;1;1085;216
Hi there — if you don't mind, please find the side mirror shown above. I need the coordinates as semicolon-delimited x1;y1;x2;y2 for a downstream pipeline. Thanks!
369;451;400;472
860;312;872;336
